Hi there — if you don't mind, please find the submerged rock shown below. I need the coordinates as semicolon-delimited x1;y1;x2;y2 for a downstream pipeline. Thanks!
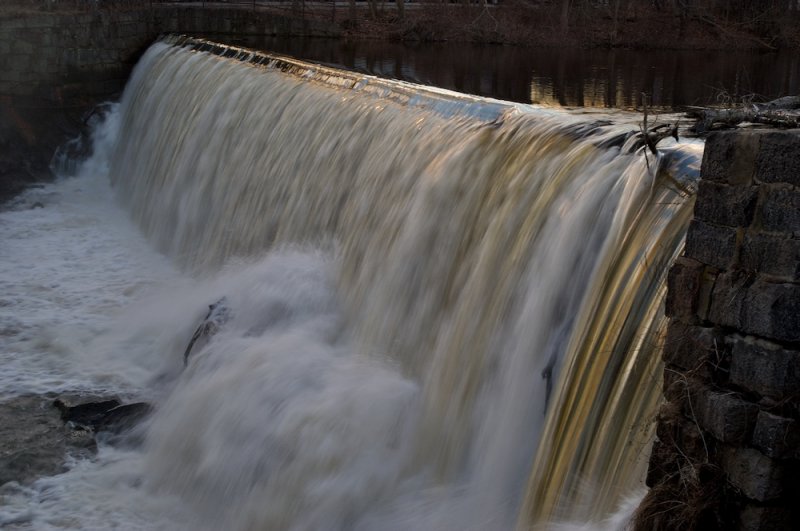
53;397;152;435
0;395;95;486
96;402;152;433
0;297;235;487
0;394;153;487
53;397;121;425
184;296;231;365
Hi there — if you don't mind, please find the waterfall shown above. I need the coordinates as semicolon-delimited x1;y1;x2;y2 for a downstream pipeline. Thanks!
104;37;701;529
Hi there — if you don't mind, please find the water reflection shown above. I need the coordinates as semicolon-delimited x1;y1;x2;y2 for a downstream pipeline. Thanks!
220;35;800;110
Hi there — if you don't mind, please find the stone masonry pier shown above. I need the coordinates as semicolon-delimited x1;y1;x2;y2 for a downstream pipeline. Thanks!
638;130;800;531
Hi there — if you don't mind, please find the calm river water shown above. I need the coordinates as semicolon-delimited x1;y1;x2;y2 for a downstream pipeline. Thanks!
219;36;800;110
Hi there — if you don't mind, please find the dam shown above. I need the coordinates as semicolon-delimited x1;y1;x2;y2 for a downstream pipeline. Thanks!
0;27;798;531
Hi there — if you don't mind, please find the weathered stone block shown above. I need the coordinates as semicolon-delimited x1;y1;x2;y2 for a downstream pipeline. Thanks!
8;53;32;72
0;17;29;31
760;185;800;237
738;504;796;531
645;438;674;488
666;257;713;324
730;336;800;399
739;231;800;281
657;404;710;460
663;367;690;405
723;446;785;501
741;280;800;343
695;180;760;228
684;219;740;270
708;270;752;329
752;411;800;460
701;131;760;186
12;39;35;55
663;322;726;375
694;388;759;444
755;131;800;187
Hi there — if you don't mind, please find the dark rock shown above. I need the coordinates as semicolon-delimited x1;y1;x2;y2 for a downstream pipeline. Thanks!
708;270;753;329
665;257;715;324
738;504;797;531
0;395;95;486
53;397;121;425
722;446;785;502
693;388;759;444
751;411;800;460
730;336;800;399
662;322;726;377
53;398;151;434
645;438;675;488
759;185;800;237
684;219;740;270
654;407;709;466
740;280;800;343
754;131;800;187
662;366;691;405
95;402;152;434
739;231;800;281
184;297;231;365
695;180;759;228
701;131;760;186
708;273;800;342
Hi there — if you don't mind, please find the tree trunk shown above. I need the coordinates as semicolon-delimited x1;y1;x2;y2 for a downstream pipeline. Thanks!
686;96;800;132
560;0;571;31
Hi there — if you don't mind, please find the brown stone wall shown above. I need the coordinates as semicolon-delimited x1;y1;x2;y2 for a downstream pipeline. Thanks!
637;130;800;531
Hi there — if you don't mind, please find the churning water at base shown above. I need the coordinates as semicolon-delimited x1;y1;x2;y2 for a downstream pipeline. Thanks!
0;39;702;530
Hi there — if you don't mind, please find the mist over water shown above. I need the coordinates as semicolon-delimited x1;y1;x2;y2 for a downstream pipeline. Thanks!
0;39;702;530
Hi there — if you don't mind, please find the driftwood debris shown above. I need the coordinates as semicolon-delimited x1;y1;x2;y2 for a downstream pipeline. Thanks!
634;92;679;156
686;95;800;133
642;123;679;155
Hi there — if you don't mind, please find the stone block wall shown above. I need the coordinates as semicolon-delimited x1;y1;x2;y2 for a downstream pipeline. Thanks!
637;130;800;530
0;5;340;202
0;8;155;201
0;6;341;101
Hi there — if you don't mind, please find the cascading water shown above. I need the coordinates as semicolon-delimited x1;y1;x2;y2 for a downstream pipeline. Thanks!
0;37;702;530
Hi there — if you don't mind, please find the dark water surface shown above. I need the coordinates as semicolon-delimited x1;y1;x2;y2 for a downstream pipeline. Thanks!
218;35;799;110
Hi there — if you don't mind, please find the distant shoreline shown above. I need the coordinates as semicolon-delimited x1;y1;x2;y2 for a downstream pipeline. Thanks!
1;1;795;204
4;2;797;51
339;3;796;51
